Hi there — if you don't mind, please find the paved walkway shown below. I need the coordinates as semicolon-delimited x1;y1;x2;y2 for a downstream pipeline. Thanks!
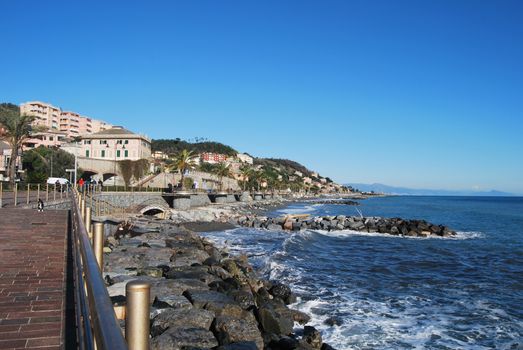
0;209;69;350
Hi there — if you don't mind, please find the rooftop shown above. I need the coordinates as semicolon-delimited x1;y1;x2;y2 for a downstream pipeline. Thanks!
82;126;151;141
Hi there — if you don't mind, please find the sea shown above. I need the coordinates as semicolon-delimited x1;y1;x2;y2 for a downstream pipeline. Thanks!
200;196;523;350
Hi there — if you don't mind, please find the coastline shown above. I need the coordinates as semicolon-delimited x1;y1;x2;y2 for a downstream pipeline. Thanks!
102;196;338;349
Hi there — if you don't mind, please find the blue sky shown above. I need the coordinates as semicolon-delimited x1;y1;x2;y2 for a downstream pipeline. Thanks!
1;1;522;193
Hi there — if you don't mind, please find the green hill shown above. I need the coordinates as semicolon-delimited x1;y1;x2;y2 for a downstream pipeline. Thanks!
152;139;237;156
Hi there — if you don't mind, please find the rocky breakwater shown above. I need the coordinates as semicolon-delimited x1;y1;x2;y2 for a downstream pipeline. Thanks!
305;200;359;206
236;215;457;238
103;217;336;350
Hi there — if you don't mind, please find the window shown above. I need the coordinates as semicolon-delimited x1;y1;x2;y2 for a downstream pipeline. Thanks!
124;140;129;144
124;150;128;158
117;150;121;158
84;140;91;145
49;137;54;141
101;150;105;158
117;140;123;144
100;140;107;145
86;150;90;158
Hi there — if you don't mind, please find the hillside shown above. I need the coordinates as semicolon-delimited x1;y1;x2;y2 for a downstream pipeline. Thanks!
254;158;313;178
152;139;237;156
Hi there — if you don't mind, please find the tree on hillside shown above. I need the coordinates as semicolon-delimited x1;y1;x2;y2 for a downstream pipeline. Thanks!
132;159;149;182
212;162;232;191
169;149;198;190
22;147;75;183
0;103;39;186
239;164;253;191
199;162;219;174
118;160;134;188
152;139;237;156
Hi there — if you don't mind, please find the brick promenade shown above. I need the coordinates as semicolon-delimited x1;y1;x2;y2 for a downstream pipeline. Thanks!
0;209;69;349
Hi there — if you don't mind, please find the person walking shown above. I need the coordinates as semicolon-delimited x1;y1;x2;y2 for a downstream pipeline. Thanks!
37;198;44;212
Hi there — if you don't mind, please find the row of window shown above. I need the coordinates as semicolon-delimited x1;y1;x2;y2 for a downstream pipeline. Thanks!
85;149;129;158
83;139;130;145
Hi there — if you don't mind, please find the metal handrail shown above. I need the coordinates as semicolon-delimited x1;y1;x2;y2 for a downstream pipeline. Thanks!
71;190;128;350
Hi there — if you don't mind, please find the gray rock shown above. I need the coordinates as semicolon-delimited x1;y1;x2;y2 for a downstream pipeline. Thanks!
151;308;215;336
213;315;264;350
151;327;218;350
137;267;163;278
217;341;258;350
303;326;322;349
150;278;209;302
184;290;238;311
256;302;294;336
165;265;219;284
154;294;193;309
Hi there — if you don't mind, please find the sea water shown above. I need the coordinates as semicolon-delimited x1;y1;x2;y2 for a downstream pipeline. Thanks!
200;196;523;349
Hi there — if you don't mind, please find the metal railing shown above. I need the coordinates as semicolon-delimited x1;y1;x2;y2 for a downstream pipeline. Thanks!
0;182;71;207
71;190;153;350
71;190;129;350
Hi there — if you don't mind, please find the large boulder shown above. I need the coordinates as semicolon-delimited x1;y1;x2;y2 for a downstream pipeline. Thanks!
217;342;258;350
151;308;215;337
269;283;293;305
213;315;264;350
256;302;294;336
151;327;218;350
165;265;219;284
184;290;238;311
303;326;322;349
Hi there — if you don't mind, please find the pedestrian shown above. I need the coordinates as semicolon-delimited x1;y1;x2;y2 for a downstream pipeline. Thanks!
78;178;85;193
37;198;44;212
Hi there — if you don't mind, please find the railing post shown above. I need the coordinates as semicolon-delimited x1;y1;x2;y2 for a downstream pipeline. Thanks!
37;184;40;201
85;207;92;240
0;182;2;208
14;183;18;206
94;222;104;270
60;184;63;199
46;183;49;201
53;184;57;201
26;184;30;205
125;281;150;350
81;197;86;219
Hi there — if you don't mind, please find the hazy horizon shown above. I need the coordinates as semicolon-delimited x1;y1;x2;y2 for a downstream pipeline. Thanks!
1;0;522;193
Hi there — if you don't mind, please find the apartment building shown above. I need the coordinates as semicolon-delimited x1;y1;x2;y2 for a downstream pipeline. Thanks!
200;152;229;164
20;101;112;141
20;101;61;130
80;126;151;161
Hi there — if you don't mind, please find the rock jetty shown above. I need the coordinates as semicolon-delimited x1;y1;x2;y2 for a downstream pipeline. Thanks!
305;200;359;206
235;215;457;238
103;217;335;349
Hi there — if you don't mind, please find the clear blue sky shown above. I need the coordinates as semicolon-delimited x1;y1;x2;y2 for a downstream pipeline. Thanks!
1;0;522;193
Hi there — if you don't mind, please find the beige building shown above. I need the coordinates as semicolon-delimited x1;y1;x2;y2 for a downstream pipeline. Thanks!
236;153;254;164
80;126;151;161
20;101;112;140
21;101;61;130
24;130;68;149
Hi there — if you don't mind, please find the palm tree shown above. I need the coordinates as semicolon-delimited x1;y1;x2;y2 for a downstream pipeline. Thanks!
213;162;232;191
168;149;198;190
239;164;253;191
0;103;38;187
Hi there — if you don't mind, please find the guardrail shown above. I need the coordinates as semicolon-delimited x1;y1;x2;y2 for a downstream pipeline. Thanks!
71;190;150;350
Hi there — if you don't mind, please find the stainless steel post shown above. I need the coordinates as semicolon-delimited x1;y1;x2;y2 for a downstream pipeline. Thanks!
125;281;150;350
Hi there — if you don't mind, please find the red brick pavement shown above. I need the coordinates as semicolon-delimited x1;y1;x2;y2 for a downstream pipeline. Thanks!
0;209;68;350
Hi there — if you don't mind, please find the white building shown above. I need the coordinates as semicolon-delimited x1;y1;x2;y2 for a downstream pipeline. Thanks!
236;153;254;164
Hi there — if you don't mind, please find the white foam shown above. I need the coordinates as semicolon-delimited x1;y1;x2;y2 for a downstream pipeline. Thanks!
309;229;485;240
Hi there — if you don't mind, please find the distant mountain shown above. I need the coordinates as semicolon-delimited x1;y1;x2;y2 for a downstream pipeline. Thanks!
346;183;517;196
